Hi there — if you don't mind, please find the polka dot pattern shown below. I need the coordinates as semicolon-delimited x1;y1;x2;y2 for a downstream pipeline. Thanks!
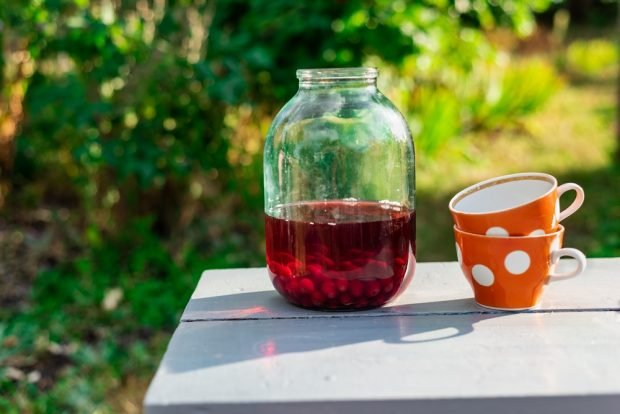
472;264;494;286
504;250;530;275
486;227;509;237
529;229;545;236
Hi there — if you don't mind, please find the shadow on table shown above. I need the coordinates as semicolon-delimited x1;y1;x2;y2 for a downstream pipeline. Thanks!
182;289;482;321
167;292;511;374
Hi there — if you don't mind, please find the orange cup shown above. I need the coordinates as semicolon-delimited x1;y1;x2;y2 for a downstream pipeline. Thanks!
454;225;586;310
449;172;584;236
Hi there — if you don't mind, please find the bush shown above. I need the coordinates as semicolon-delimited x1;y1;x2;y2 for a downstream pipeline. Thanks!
565;38;618;79
466;57;561;130
399;57;560;157
408;86;462;156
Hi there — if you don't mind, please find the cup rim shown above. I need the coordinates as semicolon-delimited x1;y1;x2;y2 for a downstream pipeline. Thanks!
453;224;565;239
449;172;558;216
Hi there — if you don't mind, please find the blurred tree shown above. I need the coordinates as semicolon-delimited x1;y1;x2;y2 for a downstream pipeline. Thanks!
2;0;553;226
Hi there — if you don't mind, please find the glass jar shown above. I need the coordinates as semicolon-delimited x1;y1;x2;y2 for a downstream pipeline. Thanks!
263;67;416;310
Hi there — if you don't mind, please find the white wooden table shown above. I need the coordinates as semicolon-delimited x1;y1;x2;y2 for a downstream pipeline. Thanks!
144;258;620;413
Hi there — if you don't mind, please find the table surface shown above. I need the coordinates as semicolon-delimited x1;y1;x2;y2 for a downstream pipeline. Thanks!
145;258;620;414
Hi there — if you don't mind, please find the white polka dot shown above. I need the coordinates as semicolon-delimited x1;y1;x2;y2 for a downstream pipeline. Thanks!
504;250;531;275
472;264;494;286
529;229;545;236
486;226;509;237
455;243;462;264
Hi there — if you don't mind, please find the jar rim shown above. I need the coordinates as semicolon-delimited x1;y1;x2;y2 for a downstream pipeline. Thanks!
296;67;378;81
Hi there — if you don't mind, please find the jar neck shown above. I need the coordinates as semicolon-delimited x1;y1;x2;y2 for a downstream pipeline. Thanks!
296;67;378;92
298;78;377;91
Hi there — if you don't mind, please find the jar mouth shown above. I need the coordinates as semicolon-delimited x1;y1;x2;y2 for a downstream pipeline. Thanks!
296;67;378;81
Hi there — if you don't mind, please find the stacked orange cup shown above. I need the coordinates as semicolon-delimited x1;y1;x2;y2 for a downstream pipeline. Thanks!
449;172;587;310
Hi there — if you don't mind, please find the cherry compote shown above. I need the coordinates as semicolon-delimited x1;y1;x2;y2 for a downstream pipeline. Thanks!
265;201;416;310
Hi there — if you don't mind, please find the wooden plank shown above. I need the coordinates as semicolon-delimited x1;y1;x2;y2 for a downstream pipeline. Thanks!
145;311;620;414
181;258;620;322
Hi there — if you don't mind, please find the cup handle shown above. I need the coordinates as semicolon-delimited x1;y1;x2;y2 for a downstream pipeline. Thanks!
548;247;587;281
557;183;585;222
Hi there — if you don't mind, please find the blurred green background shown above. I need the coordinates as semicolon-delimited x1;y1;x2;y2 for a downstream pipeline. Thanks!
0;0;618;412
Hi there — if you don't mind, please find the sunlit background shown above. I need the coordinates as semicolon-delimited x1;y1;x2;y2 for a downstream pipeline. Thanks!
0;1;618;412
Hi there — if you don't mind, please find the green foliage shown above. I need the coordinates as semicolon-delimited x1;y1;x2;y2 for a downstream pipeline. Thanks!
1;213;265;412
467;58;561;130
565;38;618;78
589;164;620;257
8;0;555;216
409;86;462;156
33;218;187;328
402;58;560;156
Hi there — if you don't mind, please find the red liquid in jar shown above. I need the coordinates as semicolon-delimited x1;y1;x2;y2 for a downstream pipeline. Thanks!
265;201;416;310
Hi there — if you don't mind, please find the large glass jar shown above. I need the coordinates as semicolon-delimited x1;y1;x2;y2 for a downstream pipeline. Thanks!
264;67;416;310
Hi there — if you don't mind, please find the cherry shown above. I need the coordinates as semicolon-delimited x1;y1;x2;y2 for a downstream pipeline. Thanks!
318;255;335;267
306;254;318;263
324;270;343;280
307;263;323;278
335;279;348;292
272;276;286;295
311;291;326;306
381;278;394;294
272;252;295;264
299;278;315;294
370;296;386;307
269;262;292;278
340;261;357;271
286;279;299;296
365;280;381;297
320;280;337;299
287;259;303;274
267;241;412;309
350;280;364;297
339;294;353;306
